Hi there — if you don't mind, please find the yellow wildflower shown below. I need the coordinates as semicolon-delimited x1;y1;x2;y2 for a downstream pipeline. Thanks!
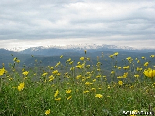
126;57;131;61
150;55;155;58
118;67;121;69
113;52;118;56
67;58;71;62
85;82;93;85
80;57;85;61
118;81;123;86
45;109;50;115
52;70;58;74
144;62;149;67
49;75;54;81
67;96;72;100
109;55;114;58
18;82;25;91
141;56;145;59
130;110;138;116
42;72;48;76
55;97;61;101
0;68;5;76
84;50;87;54
60;55;63;58
16;59;20;63
137;67;143;71
143;68;155;78
54;89;59;97
22;71;29;76
83;90;89;93
66;89;72;94
95;94;103;98
123;66;129;70
134;75;139;78
111;71;115;74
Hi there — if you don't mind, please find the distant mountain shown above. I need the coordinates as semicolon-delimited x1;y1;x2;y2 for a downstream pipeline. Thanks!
18;44;155;56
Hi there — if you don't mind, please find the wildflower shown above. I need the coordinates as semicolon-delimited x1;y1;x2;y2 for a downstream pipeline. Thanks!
77;62;81;65
126;57;131;61
144;62;149;67
50;67;54;70
118;81;123;86
49;75;54;81
52;70;58;74
67;96;72;100
55;61;61;67
83;90;89;93
87;57;90;61
137;60;140;63
18;82;25;91
54;89;59;97
80;57;85;61
109;55;113;58
22;71;29;76
66;89;72;94
91;88;96;91
150;55;155;58
93;79;96;82
0;68;5;76
16;59;20;63
84;50;87;54
137;67;143;71
85;82;93;85
123;72;128;78
143;68;155;78
60;55;63;58
13;57;17;61
141;56;145;59
70;67;75;71
111;71;115;74
118;67;121;69
67;58;71;62
95;94;103;98
113;52;118;56
76;74;82;79
55;97;61;101
69;61;73;65
42;72;48;76
108;85;110;89
134;75;139;78
96;75;101;78
45;109;50;115
123;66;129;70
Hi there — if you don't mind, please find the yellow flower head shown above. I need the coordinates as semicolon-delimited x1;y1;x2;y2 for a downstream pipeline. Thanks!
22;71;29;76
80;57;85;61
95;94;103;98
18;82;25;91
118;81;123;86
0;68;5;76
45;109;50;115
66;89;72;94
54;89;59;97
113;52;119;56
144;62;149;67
67;96;72;100
143;68;155;78
42;72;48;76
60;55;63;58
55;97;61;101
150;55;155;58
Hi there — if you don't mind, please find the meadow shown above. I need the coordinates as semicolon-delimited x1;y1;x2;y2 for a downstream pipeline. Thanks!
0;51;155;116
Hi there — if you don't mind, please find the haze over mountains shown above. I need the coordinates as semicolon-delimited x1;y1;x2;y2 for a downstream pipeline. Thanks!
0;44;154;69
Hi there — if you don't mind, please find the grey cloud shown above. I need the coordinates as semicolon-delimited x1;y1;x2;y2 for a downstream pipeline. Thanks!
0;0;155;45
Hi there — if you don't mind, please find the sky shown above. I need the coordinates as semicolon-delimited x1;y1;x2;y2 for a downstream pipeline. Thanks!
0;0;155;50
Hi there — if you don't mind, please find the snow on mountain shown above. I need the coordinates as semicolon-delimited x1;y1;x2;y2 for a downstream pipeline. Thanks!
4;44;155;53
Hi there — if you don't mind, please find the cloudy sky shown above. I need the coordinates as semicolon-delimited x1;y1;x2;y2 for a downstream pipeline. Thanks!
0;0;155;50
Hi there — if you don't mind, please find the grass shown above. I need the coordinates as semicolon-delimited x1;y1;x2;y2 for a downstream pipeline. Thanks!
0;52;155;116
